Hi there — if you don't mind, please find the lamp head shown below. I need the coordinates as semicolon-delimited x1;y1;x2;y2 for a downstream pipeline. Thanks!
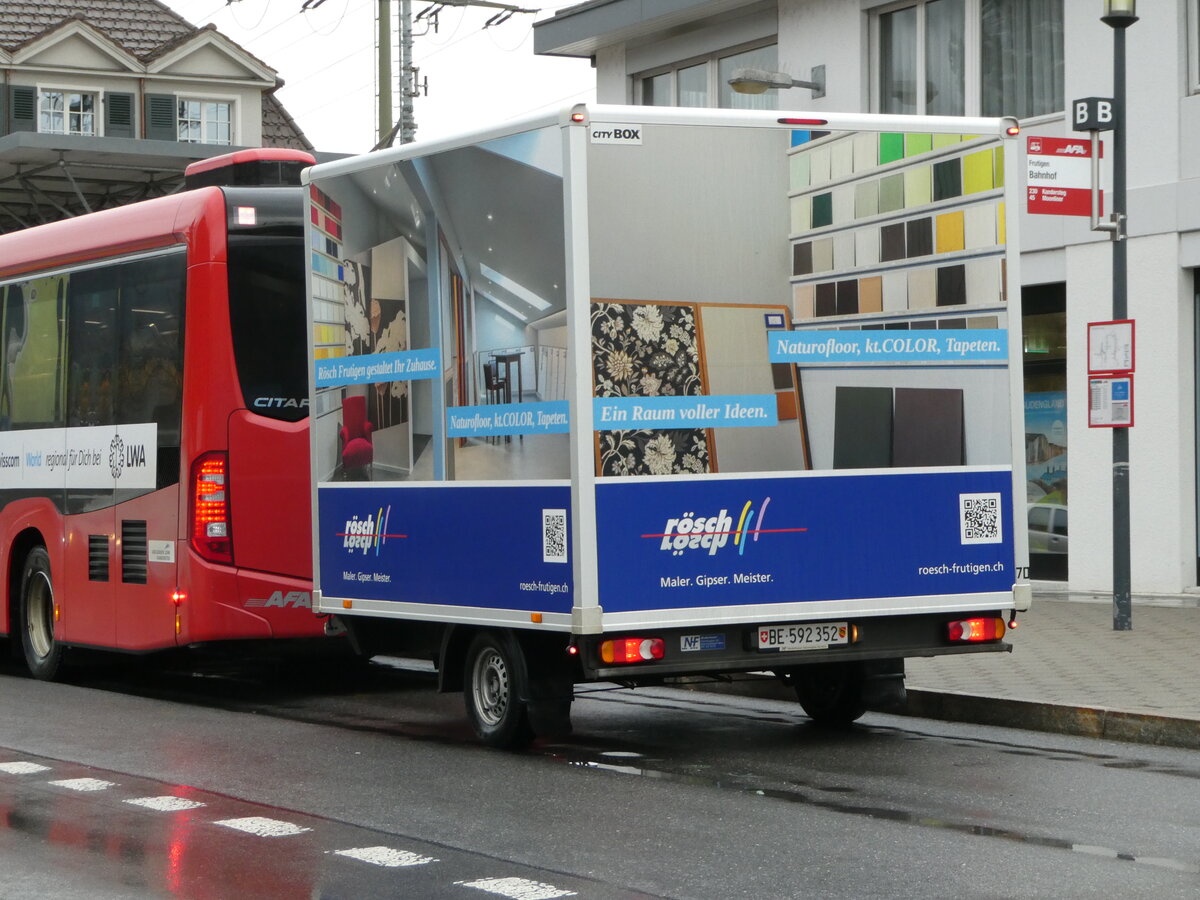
1102;0;1137;27
728;66;826;99
728;67;791;94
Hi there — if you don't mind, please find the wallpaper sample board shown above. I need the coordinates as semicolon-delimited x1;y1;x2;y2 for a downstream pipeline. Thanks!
833;386;893;469
892;387;964;467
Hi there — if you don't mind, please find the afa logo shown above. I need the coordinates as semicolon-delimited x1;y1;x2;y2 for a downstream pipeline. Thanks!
339;505;406;556
245;591;312;609
644;497;805;558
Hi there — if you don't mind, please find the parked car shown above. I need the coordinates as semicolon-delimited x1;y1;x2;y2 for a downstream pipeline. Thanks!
1029;503;1068;555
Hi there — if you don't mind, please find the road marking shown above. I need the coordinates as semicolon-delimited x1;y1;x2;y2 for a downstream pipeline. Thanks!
213;816;312;837
0;762;50;774
125;796;207;812
333;846;438;867
456;877;577;899
48;778;115;792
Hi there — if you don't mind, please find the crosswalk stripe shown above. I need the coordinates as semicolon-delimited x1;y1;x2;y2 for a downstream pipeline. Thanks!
213;816;311;837
0;761;50;774
333;846;438;867
456;877;578;899
124;796;207;812
47;778;116;792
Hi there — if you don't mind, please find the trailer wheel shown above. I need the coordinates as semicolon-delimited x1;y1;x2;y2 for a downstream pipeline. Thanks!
19;547;65;681
464;632;533;749
793;662;866;725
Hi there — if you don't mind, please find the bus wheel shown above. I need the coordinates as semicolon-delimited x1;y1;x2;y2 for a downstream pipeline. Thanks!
793;662;866;726
464;631;533;750
20;547;65;681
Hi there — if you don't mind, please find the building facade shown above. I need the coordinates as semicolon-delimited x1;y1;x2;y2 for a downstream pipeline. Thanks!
0;0;313;231
535;0;1200;599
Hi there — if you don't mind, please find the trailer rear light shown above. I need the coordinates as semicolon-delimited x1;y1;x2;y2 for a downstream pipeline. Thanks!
947;617;1006;642
778;118;829;126
190;452;233;565
600;637;665;665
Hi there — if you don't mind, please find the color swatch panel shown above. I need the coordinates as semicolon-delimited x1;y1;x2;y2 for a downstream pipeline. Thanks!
788;130;1008;325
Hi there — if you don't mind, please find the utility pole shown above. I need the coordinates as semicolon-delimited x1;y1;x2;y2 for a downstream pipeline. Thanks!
398;0;417;144
305;0;537;149
378;0;393;146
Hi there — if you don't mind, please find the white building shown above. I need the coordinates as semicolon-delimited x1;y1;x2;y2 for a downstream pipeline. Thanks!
0;1;313;231
534;0;1200;600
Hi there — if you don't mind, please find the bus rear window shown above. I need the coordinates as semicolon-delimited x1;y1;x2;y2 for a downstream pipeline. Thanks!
227;236;309;422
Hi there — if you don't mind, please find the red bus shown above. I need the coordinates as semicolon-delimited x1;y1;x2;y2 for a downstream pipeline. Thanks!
0;148;330;679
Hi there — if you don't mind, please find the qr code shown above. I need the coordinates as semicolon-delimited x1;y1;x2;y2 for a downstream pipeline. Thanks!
959;493;1002;545
542;508;568;563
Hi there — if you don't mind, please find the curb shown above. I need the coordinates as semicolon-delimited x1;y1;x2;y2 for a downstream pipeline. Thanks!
899;689;1200;751
678;676;1200;751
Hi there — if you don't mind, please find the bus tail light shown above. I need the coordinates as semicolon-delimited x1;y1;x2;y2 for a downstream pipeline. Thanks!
947;617;1006;643
600;637;665;665
191;452;233;565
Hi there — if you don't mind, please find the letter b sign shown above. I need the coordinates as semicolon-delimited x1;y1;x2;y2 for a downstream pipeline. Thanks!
1073;97;1115;132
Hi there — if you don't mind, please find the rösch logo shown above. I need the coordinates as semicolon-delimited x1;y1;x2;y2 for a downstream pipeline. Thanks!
644;498;805;558
339;506;404;556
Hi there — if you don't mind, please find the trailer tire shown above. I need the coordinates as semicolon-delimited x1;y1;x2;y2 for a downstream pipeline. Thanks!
19;547;66;681
793;662;866;725
464;631;533;749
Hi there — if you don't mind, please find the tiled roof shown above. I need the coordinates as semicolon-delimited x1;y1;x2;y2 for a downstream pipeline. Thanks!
262;92;315;153
0;0;194;59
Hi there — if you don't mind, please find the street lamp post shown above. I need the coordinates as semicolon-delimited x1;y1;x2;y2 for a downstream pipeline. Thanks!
1102;0;1137;631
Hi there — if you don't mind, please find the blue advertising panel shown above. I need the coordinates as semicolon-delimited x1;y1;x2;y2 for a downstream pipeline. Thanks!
317;483;572;613
447;401;570;437
593;395;779;429
594;469;1015;613
769;330;1008;365
314;348;441;388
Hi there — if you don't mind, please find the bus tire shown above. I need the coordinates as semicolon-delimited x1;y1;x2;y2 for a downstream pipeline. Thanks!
19;547;66;681
463;631;533;750
793;662;866;726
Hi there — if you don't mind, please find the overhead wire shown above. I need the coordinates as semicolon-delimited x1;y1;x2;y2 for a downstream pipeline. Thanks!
228;0;274;29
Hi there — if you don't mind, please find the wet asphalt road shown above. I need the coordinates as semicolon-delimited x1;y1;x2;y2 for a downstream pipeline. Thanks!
0;652;1198;899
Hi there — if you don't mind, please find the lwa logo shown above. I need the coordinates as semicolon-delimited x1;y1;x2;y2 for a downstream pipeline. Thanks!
645;498;805;558
340;505;405;555
108;434;148;480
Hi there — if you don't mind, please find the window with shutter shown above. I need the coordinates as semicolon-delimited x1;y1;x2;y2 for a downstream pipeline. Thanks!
9;86;36;132
38;90;97;136
144;93;176;141
105;92;135;139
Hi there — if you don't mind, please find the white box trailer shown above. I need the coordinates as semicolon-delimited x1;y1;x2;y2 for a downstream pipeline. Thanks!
304;105;1030;747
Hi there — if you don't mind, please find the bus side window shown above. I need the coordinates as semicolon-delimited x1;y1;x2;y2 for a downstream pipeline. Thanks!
115;255;185;440
67;268;117;428
0;284;10;430
3;274;68;430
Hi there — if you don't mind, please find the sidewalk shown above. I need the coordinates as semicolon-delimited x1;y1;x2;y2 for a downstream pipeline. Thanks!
900;590;1200;749
688;590;1200;750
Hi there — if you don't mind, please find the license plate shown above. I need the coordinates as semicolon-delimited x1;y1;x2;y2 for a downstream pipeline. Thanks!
755;622;849;651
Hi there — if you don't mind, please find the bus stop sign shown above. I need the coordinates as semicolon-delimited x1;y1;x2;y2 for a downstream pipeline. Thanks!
1073;97;1115;132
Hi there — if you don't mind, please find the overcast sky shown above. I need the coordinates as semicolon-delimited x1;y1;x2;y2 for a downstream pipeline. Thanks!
161;0;596;154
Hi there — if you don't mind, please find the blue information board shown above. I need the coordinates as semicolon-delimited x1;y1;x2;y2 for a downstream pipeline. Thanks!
594;469;1015;612
317;483;573;613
